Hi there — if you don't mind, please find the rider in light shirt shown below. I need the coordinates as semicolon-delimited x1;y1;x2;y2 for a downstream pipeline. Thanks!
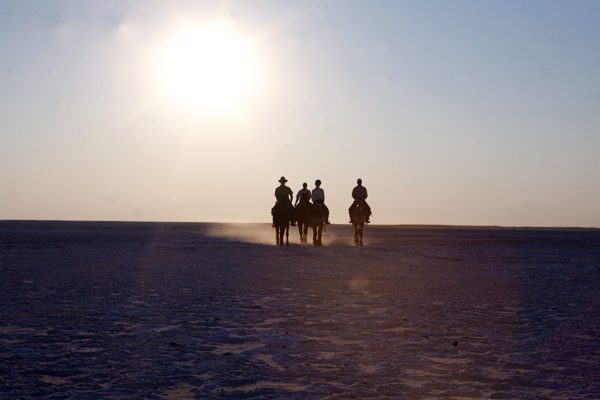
311;179;331;225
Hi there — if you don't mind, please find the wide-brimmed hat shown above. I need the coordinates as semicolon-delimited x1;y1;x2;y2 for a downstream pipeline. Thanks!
278;176;288;183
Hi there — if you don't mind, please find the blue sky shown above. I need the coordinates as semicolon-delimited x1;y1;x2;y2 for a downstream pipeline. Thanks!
1;1;599;226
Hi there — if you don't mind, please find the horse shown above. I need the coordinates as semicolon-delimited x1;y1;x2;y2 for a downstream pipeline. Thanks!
272;202;294;246
295;197;311;244
308;202;327;246
352;200;367;246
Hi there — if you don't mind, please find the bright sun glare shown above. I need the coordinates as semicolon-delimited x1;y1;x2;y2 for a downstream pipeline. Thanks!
159;24;258;112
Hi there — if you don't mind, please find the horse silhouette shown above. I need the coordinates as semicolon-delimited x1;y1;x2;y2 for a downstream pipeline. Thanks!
295;196;311;244
352;200;367;246
308;203;327;246
272;202;294;246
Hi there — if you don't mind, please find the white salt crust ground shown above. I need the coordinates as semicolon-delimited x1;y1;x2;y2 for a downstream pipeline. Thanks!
1;221;599;399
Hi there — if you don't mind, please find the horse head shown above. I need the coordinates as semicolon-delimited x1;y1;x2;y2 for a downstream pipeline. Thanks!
309;203;327;225
352;202;366;224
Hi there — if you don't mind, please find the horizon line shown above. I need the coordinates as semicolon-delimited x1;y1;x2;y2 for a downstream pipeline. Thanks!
1;219;599;230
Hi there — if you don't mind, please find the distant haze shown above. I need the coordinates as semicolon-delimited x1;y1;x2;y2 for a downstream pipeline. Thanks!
1;1;599;227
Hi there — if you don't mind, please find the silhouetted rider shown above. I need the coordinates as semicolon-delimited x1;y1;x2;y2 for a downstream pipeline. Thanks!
272;176;296;227
295;182;312;206
311;179;331;225
349;178;371;223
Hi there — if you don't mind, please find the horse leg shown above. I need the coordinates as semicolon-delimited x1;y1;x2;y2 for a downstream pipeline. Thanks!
317;224;323;246
285;223;289;246
320;224;324;246
312;225;317;246
359;223;364;246
276;227;280;245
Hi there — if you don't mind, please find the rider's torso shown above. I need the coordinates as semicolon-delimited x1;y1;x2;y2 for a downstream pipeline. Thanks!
275;185;293;202
297;188;311;202
312;188;325;202
352;185;367;200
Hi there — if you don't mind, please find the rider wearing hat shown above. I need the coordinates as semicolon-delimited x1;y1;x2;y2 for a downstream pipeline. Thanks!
349;178;371;223
272;176;296;227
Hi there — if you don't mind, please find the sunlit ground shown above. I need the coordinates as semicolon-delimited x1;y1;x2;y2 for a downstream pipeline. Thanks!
1;221;599;398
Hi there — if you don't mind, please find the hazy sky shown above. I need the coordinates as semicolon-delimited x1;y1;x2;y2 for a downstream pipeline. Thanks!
1;0;599;226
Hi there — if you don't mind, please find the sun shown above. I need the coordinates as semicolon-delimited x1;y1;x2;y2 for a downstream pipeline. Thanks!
158;24;259;112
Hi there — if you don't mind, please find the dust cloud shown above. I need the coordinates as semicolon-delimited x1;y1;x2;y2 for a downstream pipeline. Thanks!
205;223;372;247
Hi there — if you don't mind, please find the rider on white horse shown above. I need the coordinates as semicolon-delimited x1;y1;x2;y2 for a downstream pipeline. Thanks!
349;178;371;223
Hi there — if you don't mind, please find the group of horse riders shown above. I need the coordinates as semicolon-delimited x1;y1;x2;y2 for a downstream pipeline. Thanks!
272;177;372;226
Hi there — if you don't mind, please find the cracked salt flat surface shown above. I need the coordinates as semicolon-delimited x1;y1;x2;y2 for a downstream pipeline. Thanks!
1;221;600;399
